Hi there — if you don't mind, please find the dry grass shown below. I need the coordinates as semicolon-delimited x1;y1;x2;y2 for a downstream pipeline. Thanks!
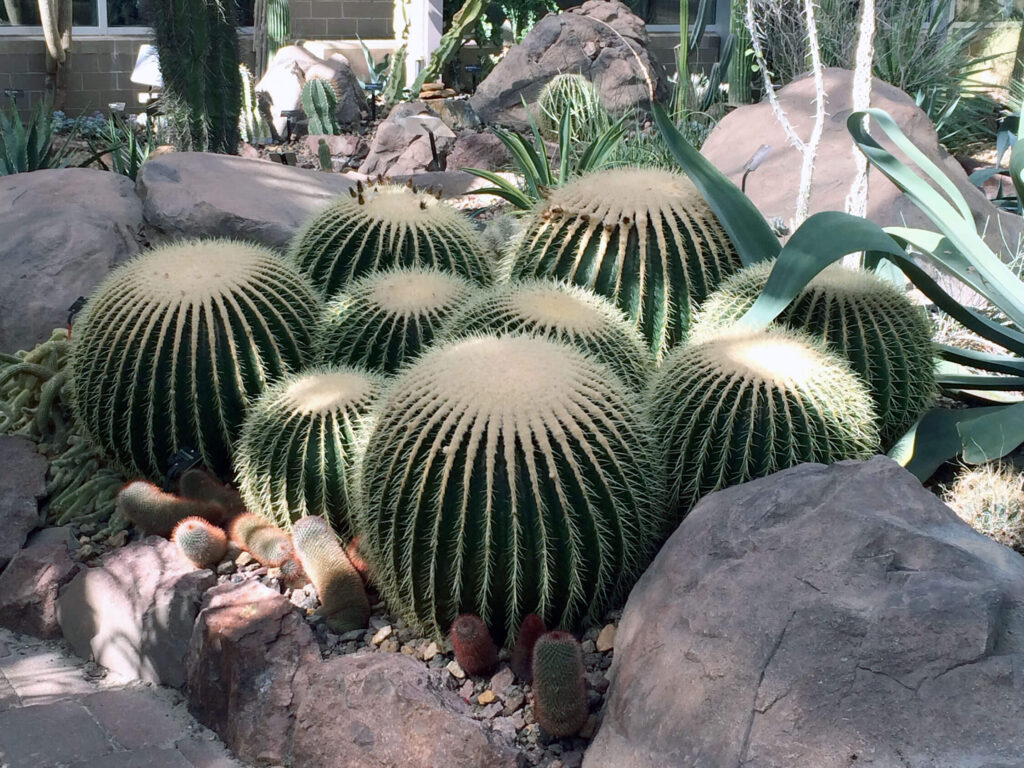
943;462;1024;552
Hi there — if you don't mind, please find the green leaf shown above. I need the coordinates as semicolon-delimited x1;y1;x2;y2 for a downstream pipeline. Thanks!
960;402;1024;464
460;168;534;211
888;406;1005;480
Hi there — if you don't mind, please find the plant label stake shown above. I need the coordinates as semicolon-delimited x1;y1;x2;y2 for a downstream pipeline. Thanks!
66;296;87;339
164;447;201;491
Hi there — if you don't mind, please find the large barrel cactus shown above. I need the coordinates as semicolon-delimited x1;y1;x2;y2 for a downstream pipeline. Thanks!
321;267;479;374
506;167;742;361
359;335;663;644
693;261;936;447
69;239;321;480
289;182;493;297
235;366;384;536
650;327;880;524
441;280;652;392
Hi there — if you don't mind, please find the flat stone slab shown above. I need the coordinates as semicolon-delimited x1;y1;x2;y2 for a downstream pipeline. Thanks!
0;700;114;767
0;436;47;572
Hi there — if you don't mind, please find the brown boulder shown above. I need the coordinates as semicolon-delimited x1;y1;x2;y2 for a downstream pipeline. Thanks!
448;131;512;173
358;102;457;177
0;533;78;638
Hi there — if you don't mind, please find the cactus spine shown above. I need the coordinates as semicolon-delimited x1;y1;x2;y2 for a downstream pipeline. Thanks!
450;614;499;676
291;516;370;632
172;516;229;568
321;267;479;374
359;335;664;645
228;512;294;566
507;167;742;361
301;78;340;135
531;631;589;738
116;480;224;537
235;367;383;537
289;182;492;297
511;613;545;682
68;239;321;480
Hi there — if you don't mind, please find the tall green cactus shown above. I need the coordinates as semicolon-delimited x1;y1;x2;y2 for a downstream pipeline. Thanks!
507;167;743;362
266;0;290;62
726;0;753;105
358;335;664;645
68;239;321;480
289;181;493;297
301;78;340;135
235;366;384;536
151;0;242;153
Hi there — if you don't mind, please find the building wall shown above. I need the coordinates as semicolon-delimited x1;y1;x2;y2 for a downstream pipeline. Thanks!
290;0;393;40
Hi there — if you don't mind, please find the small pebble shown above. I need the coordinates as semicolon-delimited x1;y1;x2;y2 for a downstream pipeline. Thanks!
480;701;502;719
447;660;466;679
339;628;365;642
581;639;596;654
379;638;399;653
478;689;496;705
106;530;129;548
420;641;439;661
371;625;392;645
595;624;616;652
562;751;584;768
369;615;390;632
216;561;236;576
585;671;609;694
490;666;514;693
578;714;598;739
400;644;416;656
235;552;254;567
459;680;474;700
502;691;525;715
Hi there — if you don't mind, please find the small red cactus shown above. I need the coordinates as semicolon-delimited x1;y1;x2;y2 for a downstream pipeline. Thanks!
510;613;545;682
228;513;293;566
450;614;498;676
172;516;228;569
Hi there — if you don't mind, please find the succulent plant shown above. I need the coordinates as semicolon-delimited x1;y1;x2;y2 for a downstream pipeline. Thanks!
441;280;651;391
301;77;340;135
228;512;294;566
278;555;309;588
289;181;493;297
115;480;224;537
68;239;321;481
506;167;742;361
359;335;663;645
650;327;880;524
321;268;479;374
450;614;499;676
693;261;936;447
177;467;246;521
531;631;589;738
291;515;370;632
510;613;545;682
235;366;384;537
172;516;229;568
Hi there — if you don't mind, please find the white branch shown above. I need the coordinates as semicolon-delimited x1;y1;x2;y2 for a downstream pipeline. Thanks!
745;0;804;152
845;0;876;220
794;0;827;226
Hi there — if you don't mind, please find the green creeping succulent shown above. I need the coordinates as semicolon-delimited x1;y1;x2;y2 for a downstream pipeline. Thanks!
531;631;589;738
68;239;321;480
301;78;340;135
320;268;479;374
359;335;664;646
291;515;369;632
441;280;652;392
650;327;880;525
289;181;493;297
235;366;384;536
692;261;937;448
506;167;743;362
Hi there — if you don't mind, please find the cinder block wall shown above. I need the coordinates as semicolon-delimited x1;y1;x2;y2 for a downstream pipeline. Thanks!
290;0;393;40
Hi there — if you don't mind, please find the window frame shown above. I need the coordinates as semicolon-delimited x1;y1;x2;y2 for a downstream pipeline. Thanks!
645;0;730;34
0;0;254;34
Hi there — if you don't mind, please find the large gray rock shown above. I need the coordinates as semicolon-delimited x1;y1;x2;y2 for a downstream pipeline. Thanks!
448;131;512;172
0;169;143;352
137;152;357;249
470;0;666;130
358;102;457;178
585;456;1024;768
0;533;78;639
57;536;215;688
0;436;46;573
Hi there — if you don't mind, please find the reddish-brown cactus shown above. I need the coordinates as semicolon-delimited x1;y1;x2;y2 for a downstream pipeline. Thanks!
450;614;498;676
510;613;545;682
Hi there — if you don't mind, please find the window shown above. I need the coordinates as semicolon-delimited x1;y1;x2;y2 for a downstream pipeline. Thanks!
631;0;728;30
1;0;254;31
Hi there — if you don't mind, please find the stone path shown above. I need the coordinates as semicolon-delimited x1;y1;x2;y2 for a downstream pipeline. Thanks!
0;628;247;768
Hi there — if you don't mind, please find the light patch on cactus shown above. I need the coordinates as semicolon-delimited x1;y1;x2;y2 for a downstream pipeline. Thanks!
704;333;821;389
282;370;377;415
360;334;664;645
118;239;262;301
365;268;467;315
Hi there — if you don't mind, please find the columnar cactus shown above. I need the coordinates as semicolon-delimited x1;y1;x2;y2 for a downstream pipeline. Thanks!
289;181;493;297
172;517;229;568
116;480;224;537
228;512;294;566
650;327;879;524
359;335;663;645
68;239;321;480
321;268;479;374
441;281;652;391
235;366;384;536
291;515;370;632
301;78;340;135
511;613;545;682
693;261;936;447
450;614;499;676
531;631;589;738
506;167;742;361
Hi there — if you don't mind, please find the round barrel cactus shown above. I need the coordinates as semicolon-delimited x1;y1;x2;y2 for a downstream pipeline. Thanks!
693;261;936;447
321;267;479;374
235;366;384;536
651;327;880;524
441;280;652;392
506;167;742;361
359;335;664;645
69;239;321;480
289;181;493;297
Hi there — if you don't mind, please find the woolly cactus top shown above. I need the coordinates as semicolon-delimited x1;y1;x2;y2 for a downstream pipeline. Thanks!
281;369;379;415
353;182;451;223
501;282;615;334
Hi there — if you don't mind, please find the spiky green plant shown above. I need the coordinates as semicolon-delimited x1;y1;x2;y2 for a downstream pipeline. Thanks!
172;516;229;568
651;327;880;524
116;480;225;537
359;335;663;645
693;261;937;447
291;515;370;632
289;181;493;297
531;631;588;737
506;167;742;361
441;281;652;392
235;366;384;537
68;239;321;480
537;73;611;145
228;512;294;566
320;267;479;374
301;78;340;135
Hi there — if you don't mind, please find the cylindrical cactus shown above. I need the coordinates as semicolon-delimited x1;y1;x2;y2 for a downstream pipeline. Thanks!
506;167;743;361
510;613;545;683
441;280;652;391
291;515;370;633
228;512;294;566
115;480;224;537
301;77;340;135
289;181;493;297
235;366;384;537
68;239;321;480
651;327;880;525
450;614;499;676
693;261;936;447
320;267;479;374
359;335;664;645
531;631;589;738
177;467;246;521
172;516;229;568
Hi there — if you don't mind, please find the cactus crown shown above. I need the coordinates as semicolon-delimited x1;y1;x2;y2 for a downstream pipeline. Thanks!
507;167;742;361
289;182;492;297
359;334;663;645
321;267;478;374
